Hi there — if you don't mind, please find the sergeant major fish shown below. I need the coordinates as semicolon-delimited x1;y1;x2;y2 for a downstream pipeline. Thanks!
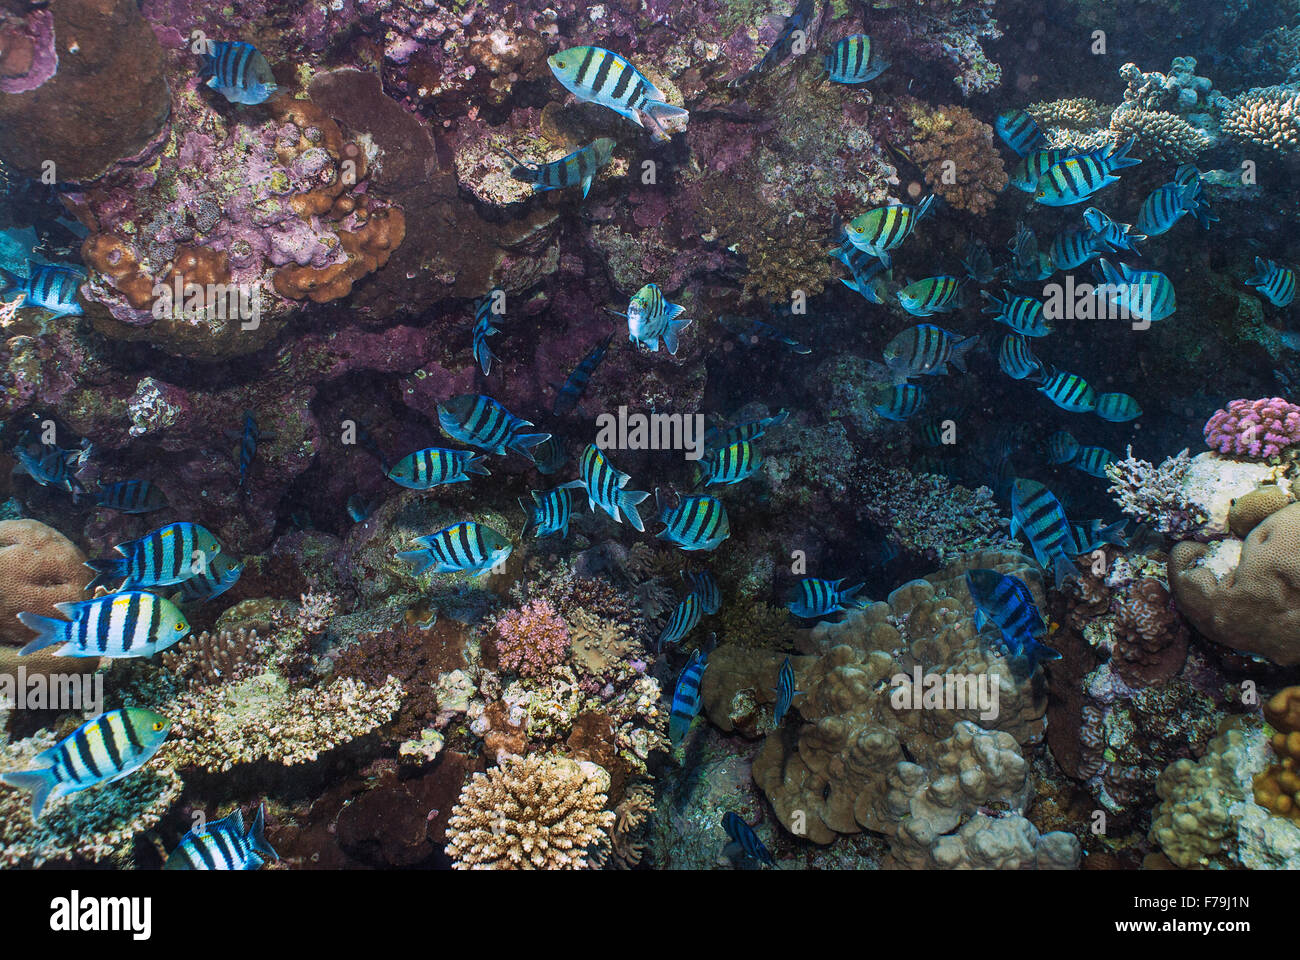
729;0;815;88
843;196;935;268
995;109;1047;156
873;382;927;421
505;138;616;199
395;521;512;576
1034;137;1140;206
618;283;691;354
998;333;1041;380
656;491;730;551
1094;259;1176;325
896;276;965;317
0;708;170;821
772;656;803;726
85;522;224;593
983;291;1051;337
1071;518;1129;552
785;577;865;619
472;289;504;376
883;323;978;376
387;448;490;490
172;551;243;604
824;34;889;84
1010;478;1079;589
18;591;190;659
1246;257;1296;308
549;46;688;141
683;570;721;615
1035;366;1097;413
438;394;551;462
576;443;650;531
0;261;84;318
695;440;762;487
202;40;278;105
722;811;775;867
166;803;278;870
553;334;613;416
964;569;1061;677
658;592;702;652
519;483;584;539
668;648;708;745
96;479;168;514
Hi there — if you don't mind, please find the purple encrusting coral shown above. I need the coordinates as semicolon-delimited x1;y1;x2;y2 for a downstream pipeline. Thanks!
491;599;571;678
1203;397;1300;459
0;8;57;95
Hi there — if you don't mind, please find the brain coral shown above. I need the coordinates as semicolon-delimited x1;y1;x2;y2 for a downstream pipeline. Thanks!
444;753;615;869
1169;502;1300;666
0;519;97;693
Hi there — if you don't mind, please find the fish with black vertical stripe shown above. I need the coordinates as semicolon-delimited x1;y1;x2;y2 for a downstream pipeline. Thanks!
505;138;616;199
548;47;688;141
668;648;708;745
85;522;225;592
201;40;278;105
166;803;279;870
0;708;171;821
18;591;190;659
396;521;512;576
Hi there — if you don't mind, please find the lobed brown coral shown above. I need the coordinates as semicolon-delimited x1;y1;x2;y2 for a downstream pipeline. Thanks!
444;753;615;869
905;101;1007;216
1111;578;1188;687
272;205;406;303
81;233;157;309
1254;687;1300;823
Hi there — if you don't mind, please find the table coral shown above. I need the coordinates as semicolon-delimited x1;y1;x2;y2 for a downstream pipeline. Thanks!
444;752;616;869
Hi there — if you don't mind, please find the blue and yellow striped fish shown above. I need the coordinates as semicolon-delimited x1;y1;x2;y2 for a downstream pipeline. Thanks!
1071;518;1129;553
696;439;762;487
983;291;1051;336
1045;430;1079;465
166;803;279;870
964;569;1061;674
897;275;965;317
785;577;865;619
86;522;224;593
201;40;278;105
472;289;504;375
683;570;721;615
553;334;613;416
831;240;890;303
1246;257;1296;308
1082;206;1144;253
658;591;702;652
772;657;803;726
824;34;890;84
15;445;86;501
1094;259;1176;324
995;109;1047;156
18;591;189;659
172;551;243;604
1009;147;1073;193
548;47;688;141
998;333;1040;380
656;492;730;551
0;261;84;318
387;447;490;490
883;323;978;376
668;649;708;745
396;521;512;576
622;283;691;354
1035;367;1097;413
576;443;650;531
437;394;551;461
96;479;168;514
1071;445;1114;478
519;483;583;539
843;196;935;268
0;708;171;821
506;138;616;199
1034;137;1140;206
1094;391;1141;422
1010;478;1079;589
722;811;775;867
874;382;927;421
706;410;790;449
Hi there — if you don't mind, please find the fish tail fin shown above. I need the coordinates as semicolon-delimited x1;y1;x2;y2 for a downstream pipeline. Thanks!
83;557;126;593
1052;553;1077;591
395;550;435;575
0;767;59;821
620;488;650;532
518;496;536;538
1247;258;1270;286
1104;136;1141;170
510;432;552;462
1101;519;1129;547
948;334;980;373
915;194;936;223
248;803;279;863
841;582;868;608
478;343;499;376
0;265;21;297
639;102;689;142
16;613;70;655
463;453;491;477
662;316;693;356
502;148;536;183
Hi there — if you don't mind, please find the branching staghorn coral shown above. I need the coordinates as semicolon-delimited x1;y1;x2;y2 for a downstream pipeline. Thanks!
444;753;616;869
1106;446;1207;537
1110;106;1216;162
490;598;570;678
1221;85;1300;155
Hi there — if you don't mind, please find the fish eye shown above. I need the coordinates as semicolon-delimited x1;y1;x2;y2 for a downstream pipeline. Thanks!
152;721;165;731
557;59;566;67
175;621;186;630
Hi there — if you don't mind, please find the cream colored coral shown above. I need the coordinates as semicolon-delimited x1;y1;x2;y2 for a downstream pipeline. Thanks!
445;753;615;869
1221;85;1300;154
1150;719;1300;869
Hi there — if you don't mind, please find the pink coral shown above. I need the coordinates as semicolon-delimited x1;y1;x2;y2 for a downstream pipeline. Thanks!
492;599;570;678
1203;397;1300;459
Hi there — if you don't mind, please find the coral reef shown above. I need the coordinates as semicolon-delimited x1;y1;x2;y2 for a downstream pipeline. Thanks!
1105;447;1206;537
1221;85;1300;155
490;599;571;678
1254;687;1300;824
903;100;1006;215
444;753;615;869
